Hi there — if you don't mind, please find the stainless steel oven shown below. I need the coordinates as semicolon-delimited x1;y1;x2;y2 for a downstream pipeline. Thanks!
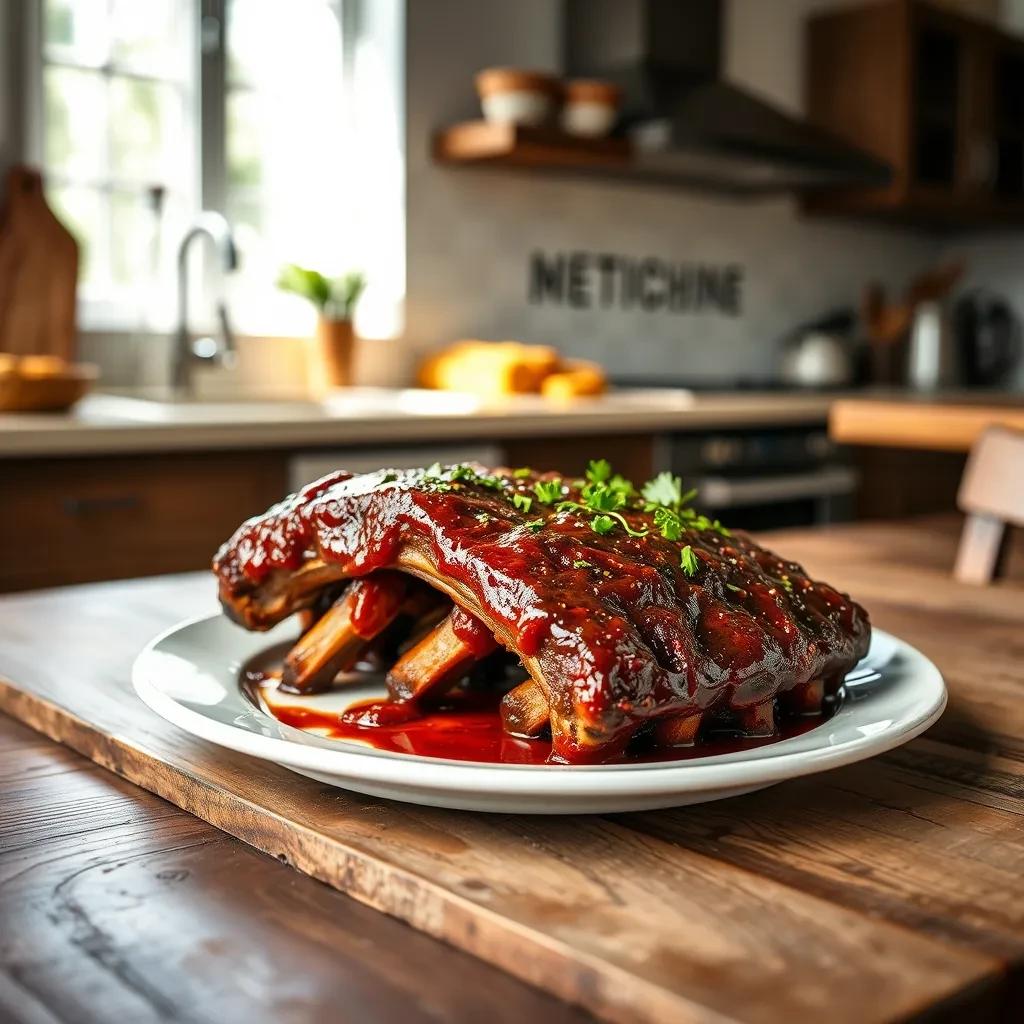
663;426;857;530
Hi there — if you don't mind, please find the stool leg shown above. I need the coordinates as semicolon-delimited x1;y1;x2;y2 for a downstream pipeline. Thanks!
954;514;1007;585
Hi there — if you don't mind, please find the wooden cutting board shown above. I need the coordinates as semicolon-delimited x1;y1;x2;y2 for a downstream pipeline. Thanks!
0;166;78;359
5;519;1024;1020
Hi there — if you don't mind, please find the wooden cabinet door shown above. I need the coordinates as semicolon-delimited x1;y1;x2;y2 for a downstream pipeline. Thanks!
804;0;1024;225
0;452;287;592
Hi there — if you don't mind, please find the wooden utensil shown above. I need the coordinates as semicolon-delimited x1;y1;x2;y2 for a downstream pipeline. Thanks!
861;260;965;384
0;166;79;360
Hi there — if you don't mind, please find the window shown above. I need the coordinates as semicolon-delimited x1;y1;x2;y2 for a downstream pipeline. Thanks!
31;0;362;336
38;0;195;326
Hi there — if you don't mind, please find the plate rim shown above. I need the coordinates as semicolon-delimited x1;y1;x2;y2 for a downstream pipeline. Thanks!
132;613;947;797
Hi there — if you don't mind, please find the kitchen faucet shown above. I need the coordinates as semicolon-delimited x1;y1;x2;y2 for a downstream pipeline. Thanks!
172;211;239;392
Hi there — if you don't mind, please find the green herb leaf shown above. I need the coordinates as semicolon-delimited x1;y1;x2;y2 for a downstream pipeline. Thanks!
558;500;648;538
524;518;544;532
534;478;563;504
475;512;491;524
573;559;593;569
642;471;683;509
680;545;699;576
586;458;612;485
581;482;626;513
512;493;533;513
590;514;615;535
512;467;531;478
652;506;683;541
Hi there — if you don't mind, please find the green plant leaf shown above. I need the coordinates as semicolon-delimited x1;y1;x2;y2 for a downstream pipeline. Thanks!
277;263;332;310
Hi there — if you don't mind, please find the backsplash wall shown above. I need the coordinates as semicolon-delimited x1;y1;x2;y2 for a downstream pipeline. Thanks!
404;0;936;382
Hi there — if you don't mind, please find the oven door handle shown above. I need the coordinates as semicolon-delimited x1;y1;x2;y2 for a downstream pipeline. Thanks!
693;467;858;507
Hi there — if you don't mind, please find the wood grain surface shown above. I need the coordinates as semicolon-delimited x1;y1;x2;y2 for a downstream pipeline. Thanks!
0;715;591;1024
830;397;1024;452
2;517;1023;1022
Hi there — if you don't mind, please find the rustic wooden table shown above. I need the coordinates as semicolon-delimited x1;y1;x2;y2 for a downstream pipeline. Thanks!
2;516;1023;1023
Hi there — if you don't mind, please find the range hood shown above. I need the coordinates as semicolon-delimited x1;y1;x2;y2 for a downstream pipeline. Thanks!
565;0;892;193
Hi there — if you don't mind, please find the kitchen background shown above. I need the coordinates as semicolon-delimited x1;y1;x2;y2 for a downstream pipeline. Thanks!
2;0;1024;592
408;0;936;383
0;0;1022;388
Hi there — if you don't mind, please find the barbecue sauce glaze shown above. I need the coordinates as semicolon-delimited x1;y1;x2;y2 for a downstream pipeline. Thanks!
218;467;868;762
244;645;838;766
256;686;836;766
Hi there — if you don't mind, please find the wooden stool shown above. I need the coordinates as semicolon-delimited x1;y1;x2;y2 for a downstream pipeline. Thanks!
954;426;1024;584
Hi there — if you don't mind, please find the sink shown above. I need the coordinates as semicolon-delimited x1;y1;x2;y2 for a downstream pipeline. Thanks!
88;387;482;423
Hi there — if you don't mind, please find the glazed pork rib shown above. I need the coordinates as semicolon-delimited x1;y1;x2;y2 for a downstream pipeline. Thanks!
214;464;870;763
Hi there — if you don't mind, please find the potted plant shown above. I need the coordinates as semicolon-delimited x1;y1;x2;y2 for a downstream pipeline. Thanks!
277;264;366;392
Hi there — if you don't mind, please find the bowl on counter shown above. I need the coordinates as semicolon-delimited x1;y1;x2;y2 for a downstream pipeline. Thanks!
0;354;98;412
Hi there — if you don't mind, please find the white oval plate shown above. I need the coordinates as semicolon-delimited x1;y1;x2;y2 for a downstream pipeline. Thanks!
133;615;946;814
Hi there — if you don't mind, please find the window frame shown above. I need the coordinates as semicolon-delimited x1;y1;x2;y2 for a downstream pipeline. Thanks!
25;0;202;331
20;0;402;342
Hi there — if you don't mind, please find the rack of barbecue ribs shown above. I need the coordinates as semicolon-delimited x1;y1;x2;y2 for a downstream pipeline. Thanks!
214;462;870;764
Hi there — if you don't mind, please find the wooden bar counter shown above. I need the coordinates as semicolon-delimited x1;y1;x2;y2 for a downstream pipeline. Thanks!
830;393;1024;451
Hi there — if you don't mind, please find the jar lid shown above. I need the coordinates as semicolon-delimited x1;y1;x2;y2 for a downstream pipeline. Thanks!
475;67;561;97
564;79;621;105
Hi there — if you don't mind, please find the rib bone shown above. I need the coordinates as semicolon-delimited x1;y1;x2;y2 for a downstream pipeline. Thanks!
387;609;497;702
282;574;406;693
782;677;825;716
737;701;777;737
501;679;550;737
653;712;703;747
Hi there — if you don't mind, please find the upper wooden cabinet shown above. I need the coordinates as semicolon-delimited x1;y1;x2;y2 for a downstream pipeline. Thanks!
802;0;1024;225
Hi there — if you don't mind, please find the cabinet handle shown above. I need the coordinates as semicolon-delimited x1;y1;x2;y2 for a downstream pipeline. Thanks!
62;495;142;516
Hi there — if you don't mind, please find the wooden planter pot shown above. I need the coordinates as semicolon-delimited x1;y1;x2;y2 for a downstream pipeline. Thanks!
312;317;355;393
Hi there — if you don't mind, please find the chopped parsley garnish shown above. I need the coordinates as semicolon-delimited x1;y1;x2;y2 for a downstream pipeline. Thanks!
580;484;626;513
585;458;611;485
639;470;728;539
779;575;793;593
642;471;690;510
422;457;731;550
426;462;504;491
573;559;593;569
533;478;563;504
475;512;492;524
652;506;683;541
512;493;533;513
680;545;699;576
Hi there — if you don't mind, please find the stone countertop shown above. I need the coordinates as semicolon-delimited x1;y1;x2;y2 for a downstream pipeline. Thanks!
0;388;841;458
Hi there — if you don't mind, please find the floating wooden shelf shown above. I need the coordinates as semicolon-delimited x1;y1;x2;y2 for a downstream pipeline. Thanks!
432;120;877;194
433;120;631;175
